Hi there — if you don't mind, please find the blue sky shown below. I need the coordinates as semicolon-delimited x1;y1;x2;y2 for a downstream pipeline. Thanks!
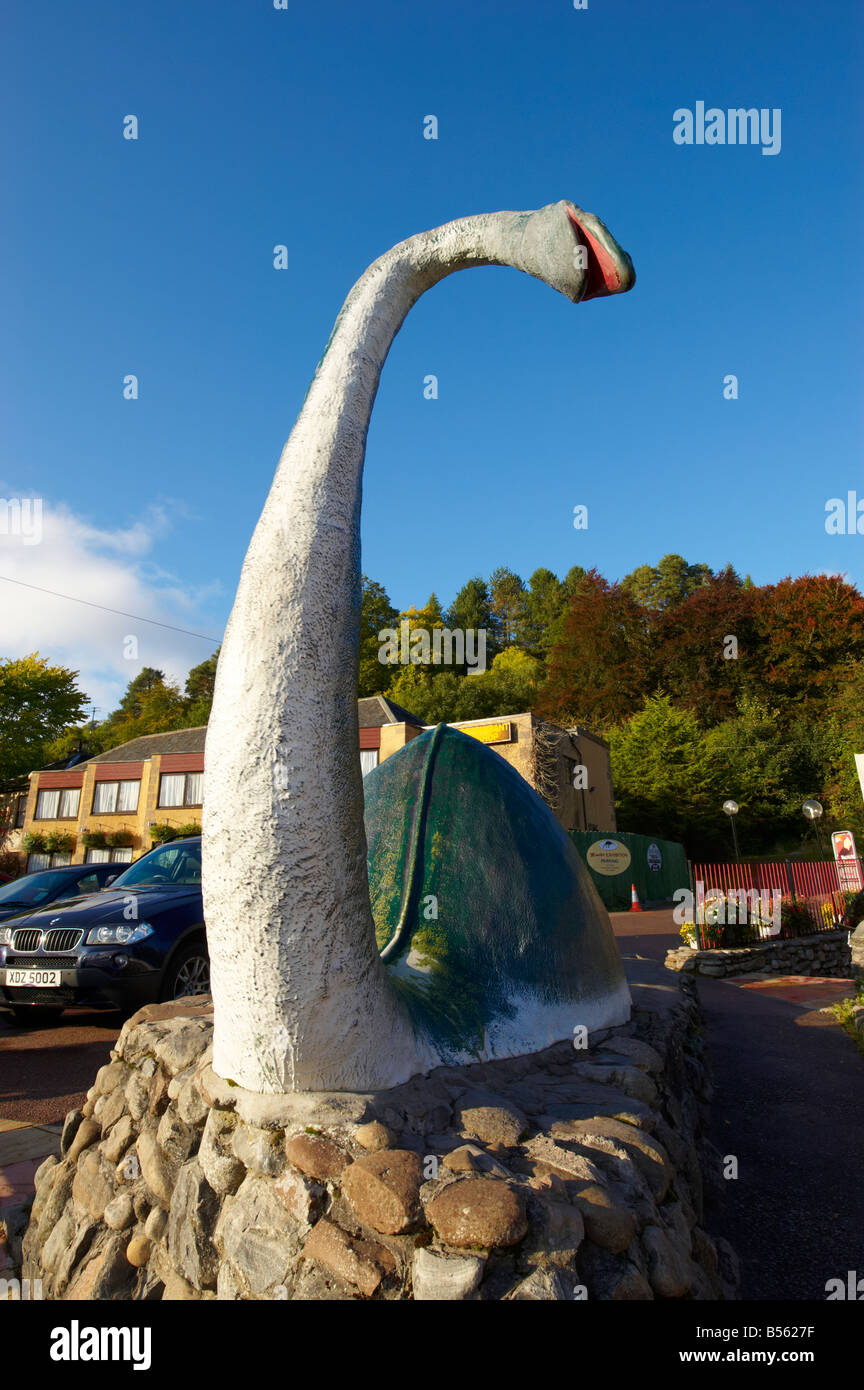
1;0;862;710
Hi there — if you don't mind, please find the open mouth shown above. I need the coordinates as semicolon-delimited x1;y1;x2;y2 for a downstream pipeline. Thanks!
566;207;633;301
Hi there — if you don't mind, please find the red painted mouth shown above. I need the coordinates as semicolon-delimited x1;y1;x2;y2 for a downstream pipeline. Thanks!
567;208;628;300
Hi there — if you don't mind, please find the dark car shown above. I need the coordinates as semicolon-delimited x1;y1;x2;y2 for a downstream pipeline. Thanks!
0;862;120;923
0;837;208;1026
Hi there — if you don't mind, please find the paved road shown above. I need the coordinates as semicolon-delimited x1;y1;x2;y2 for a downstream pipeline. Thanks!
611;908;864;1301
0;1007;120;1126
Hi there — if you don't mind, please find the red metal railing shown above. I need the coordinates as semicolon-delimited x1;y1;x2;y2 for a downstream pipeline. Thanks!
688;859;862;947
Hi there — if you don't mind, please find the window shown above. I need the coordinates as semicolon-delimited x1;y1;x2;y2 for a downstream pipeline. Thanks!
110;840;201;888
110;847;133;864
360;750;379;777
15;795;27;828
35;789;59;819
85;847;111;864
36;788;82;819
158;772;203;808
71;872;104;895
35;788;75;819
26;851;70;871
92;780;140;814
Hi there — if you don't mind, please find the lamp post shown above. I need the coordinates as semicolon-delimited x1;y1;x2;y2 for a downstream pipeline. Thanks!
803;797;834;928
722;799;741;866
802;798;826;860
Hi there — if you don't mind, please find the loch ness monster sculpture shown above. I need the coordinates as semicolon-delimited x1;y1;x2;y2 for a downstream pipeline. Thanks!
201;201;636;1094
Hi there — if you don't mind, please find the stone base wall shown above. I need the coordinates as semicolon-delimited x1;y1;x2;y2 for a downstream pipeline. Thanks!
22;964;738;1301
665;929;851;980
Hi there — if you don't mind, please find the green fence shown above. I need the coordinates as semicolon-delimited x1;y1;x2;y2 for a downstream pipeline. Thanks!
568;830;689;913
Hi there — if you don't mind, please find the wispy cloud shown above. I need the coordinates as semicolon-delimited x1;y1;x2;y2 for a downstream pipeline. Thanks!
0;498;224;714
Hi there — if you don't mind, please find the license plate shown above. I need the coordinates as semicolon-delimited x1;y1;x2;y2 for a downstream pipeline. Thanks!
5;968;62;987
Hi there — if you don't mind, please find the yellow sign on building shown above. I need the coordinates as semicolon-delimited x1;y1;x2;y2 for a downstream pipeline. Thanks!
456;721;512;746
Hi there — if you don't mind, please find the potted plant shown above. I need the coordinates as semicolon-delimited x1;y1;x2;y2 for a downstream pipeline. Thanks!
82;829;109;849
21;831;48;854
108;828;136;848
175;822;201;838
150;823;179;844
45;831;76;854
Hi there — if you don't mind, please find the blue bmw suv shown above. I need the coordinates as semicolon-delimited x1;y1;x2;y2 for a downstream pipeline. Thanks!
0;837;208;1025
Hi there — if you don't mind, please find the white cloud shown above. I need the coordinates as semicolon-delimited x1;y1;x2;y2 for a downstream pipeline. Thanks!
0;499;224;715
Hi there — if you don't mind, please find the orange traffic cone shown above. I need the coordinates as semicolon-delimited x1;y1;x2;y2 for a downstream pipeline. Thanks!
629;883;643;912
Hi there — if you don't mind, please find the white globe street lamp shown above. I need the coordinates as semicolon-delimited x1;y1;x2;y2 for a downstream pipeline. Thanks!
722;799;741;865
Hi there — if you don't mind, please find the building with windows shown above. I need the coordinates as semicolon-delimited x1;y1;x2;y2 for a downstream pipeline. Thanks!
5;727;207;871
5;702;615;872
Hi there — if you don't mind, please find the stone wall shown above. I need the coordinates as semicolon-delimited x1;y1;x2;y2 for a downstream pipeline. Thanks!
22;960;738;1301
665;929;851;980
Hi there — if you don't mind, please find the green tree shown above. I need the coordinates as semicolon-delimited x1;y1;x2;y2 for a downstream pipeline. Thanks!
823;660;864;839
488;567;525;647
621;554;713;610
98;671;188;750
517;568;566;660
701;698;826;855
116;666;166;720
607;695;713;849
0;654;88;779
446;578;492;636
185;648;220;704
358;576;398;696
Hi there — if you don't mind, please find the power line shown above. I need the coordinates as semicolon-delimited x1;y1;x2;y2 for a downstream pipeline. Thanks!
0;573;222;644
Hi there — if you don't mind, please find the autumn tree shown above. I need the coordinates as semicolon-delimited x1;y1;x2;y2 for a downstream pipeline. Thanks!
651;570;758;725
537;570;652;728
753;575;864;713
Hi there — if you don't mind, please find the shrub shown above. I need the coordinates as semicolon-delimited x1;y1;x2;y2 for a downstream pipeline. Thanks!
45;831;76;854
150;823;179;844
780;896;814;935
108;828;135;848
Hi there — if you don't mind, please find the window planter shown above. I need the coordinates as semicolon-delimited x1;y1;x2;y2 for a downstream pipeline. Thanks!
45;831;76;854
108;828;136;848
150;823;180;844
82;829;109;849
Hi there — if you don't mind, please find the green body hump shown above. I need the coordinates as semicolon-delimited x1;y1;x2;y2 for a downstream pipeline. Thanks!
363;724;631;1062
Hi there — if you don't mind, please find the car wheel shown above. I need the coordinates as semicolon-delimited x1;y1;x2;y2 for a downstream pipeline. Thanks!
10;1005;64;1027
160;939;210;1002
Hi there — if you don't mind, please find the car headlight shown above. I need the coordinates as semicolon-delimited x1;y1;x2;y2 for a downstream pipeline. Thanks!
0;926;12;945
86;922;154;945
